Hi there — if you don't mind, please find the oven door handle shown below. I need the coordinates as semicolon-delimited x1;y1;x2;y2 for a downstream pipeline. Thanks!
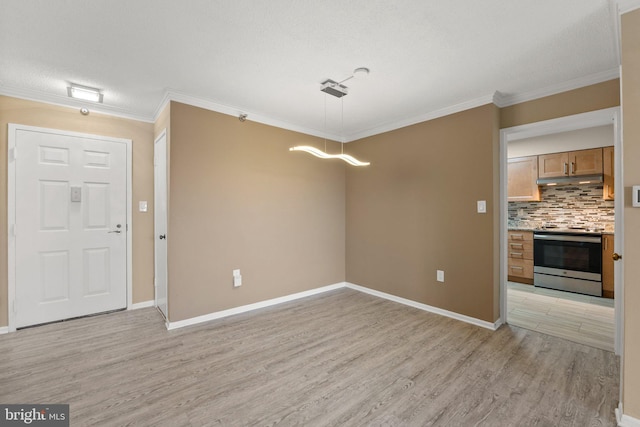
534;234;601;244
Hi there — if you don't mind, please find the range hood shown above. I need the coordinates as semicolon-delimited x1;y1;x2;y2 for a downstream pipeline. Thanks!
536;174;603;186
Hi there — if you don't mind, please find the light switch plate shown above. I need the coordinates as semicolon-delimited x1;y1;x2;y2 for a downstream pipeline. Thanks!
437;270;444;282
477;200;486;213
633;186;640;207
139;201;148;212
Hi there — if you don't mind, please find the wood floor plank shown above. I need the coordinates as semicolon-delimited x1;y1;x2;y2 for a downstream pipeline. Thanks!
0;289;619;426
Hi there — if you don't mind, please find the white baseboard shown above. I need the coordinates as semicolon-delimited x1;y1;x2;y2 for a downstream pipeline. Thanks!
128;300;155;310
617;403;640;427
0;326;9;335
346;282;501;331
166;281;500;331
166;282;346;330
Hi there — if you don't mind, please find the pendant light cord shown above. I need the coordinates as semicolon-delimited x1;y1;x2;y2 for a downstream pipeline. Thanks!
341;96;344;154
324;94;327;153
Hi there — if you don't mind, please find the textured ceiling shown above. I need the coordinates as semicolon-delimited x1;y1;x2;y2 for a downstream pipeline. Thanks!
0;0;620;141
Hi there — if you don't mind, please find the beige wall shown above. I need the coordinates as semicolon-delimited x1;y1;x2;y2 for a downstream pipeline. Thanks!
0;96;155;327
500;79;620;129
166;102;346;322
621;8;640;419
345;104;500;323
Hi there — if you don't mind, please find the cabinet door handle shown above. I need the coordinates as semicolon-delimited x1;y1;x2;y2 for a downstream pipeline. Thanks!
604;238;607;251
563;162;568;175
510;252;523;258
570;162;575;175
510;243;524;249
510;233;524;240
510;266;524;270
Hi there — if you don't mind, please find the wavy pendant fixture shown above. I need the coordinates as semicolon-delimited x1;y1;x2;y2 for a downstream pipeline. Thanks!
289;146;370;166
290;68;370;167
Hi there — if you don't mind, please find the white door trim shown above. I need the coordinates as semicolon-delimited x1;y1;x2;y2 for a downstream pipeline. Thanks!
7;123;133;332
499;106;623;353
153;129;168;320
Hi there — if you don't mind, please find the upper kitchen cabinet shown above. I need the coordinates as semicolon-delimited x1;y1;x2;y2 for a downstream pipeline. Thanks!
603;146;614;200
508;156;540;201
571;148;603;175
538;148;603;179
538;152;568;178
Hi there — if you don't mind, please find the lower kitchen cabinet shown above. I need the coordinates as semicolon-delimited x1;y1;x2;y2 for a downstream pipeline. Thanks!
508;230;533;284
602;234;614;299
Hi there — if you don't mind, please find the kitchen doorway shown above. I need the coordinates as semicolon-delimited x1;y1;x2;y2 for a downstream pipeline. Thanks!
499;107;622;355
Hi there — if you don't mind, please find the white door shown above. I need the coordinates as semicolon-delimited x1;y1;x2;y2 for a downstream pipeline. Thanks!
14;127;127;328
154;130;168;319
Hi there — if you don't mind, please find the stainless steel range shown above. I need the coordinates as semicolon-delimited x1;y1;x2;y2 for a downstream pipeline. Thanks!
533;228;603;297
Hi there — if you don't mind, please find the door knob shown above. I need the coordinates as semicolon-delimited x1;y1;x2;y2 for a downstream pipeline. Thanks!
612;253;622;261
159;234;166;240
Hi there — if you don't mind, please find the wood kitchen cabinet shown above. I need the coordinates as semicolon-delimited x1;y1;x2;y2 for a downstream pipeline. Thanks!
602;234;614;299
508;156;540;202
538;148;603;179
507;230;533;284
603;146;614;200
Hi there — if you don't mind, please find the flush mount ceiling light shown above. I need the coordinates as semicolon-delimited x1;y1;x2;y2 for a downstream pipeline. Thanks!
290;67;370;167
67;83;103;103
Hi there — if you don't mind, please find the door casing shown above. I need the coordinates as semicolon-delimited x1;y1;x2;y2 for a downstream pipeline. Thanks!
154;129;168;320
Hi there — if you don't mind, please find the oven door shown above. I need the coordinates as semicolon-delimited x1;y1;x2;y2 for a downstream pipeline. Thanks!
533;233;602;296
533;234;602;274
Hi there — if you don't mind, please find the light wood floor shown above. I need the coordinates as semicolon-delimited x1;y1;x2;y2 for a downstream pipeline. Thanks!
0;289;619;426
507;282;615;352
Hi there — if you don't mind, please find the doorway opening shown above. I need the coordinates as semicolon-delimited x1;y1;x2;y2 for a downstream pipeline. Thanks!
500;107;622;355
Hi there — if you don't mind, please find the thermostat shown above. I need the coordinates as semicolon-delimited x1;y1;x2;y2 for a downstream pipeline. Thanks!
634;185;640;207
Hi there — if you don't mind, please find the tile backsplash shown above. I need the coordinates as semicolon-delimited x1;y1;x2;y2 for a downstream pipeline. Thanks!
508;184;614;228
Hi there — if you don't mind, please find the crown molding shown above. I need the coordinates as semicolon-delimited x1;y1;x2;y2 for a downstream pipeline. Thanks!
1;66;622;143
344;93;496;142
617;0;640;14
161;89;342;142
0;84;154;123
495;68;620;108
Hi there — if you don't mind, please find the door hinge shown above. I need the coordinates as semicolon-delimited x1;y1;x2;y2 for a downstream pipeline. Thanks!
11;224;16;237
9;147;16;162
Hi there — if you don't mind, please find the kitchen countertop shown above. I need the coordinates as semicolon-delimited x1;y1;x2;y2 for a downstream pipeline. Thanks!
507;220;615;234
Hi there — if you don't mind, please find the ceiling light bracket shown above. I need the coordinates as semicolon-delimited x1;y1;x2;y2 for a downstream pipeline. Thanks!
320;79;348;98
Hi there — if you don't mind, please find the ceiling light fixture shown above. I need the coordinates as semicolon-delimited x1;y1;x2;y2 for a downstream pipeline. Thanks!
67;83;103;103
290;68;370;167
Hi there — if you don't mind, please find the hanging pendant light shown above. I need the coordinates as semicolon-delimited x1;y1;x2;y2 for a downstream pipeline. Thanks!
290;68;370;167
289;146;370;166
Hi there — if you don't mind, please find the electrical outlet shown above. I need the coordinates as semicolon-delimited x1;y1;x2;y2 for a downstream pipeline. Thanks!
437;270;445;282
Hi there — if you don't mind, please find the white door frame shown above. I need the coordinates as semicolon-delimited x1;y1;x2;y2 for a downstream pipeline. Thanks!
153;129;168;320
7;124;133;332
499;107;623;355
